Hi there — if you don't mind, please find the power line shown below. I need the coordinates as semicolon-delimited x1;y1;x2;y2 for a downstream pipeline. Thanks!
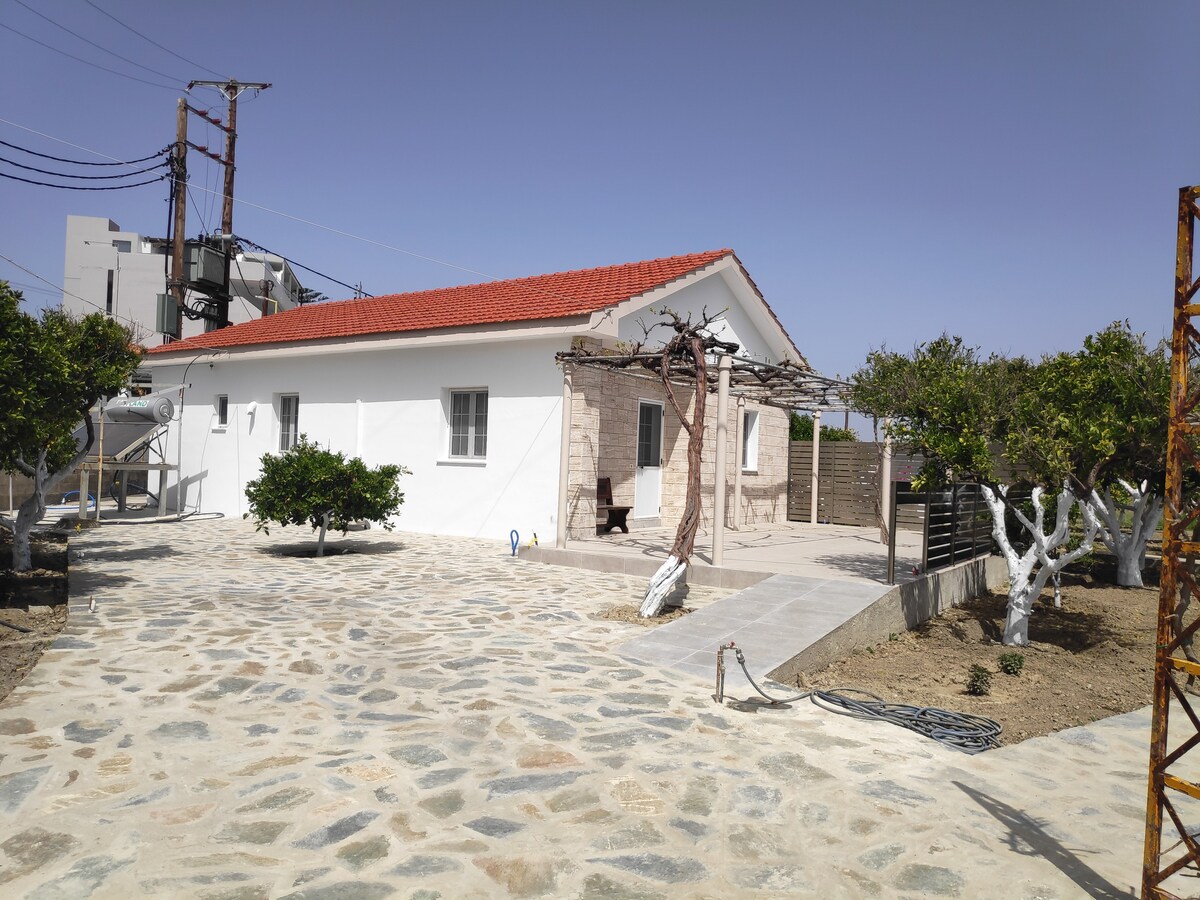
0;22;180;92
0;118;627;314
0;118;165;172
82;0;225;80
236;236;373;298
0;153;168;180
0;252;232;353
0;170;167;190
186;185;211;235
0;138;167;167
11;0;186;85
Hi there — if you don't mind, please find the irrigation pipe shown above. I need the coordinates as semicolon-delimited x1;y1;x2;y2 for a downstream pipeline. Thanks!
715;642;1002;755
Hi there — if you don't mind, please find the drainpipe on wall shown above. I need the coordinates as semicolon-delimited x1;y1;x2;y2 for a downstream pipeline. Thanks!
733;397;744;531
555;366;573;549
712;354;731;566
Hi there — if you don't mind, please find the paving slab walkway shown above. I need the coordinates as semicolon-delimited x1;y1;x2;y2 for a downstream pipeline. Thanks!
618;575;888;681
0;519;1152;897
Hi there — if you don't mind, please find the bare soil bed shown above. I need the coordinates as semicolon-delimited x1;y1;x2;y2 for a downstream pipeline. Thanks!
0;531;70;704
593;603;694;626
790;572;1157;745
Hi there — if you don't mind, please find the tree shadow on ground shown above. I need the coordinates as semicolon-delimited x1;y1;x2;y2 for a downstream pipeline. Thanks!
72;543;176;563
952;781;1133;899
70;569;133;594
935;594;1119;652
811;552;918;583
258;540;407;559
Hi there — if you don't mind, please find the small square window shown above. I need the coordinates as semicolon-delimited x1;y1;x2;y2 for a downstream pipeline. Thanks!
279;394;299;451
449;390;488;459
216;395;228;427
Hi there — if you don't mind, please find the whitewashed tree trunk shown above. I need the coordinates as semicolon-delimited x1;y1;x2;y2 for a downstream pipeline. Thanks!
980;482;1099;646
641;555;688;617
316;510;332;557
4;440;90;573
1090;481;1162;588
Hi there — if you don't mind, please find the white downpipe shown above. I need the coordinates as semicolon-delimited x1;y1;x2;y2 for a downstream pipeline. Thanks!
555;366;573;549
733;397;745;531
712;355;730;566
355;399;364;456
810;409;821;525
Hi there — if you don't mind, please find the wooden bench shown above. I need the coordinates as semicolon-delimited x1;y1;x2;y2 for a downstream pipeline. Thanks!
596;477;632;534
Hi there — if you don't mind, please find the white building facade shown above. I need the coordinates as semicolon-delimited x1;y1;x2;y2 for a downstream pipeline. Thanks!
62;215;305;345
141;251;803;543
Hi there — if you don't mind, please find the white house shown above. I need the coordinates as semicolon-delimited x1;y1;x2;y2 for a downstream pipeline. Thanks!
63;215;306;344
141;249;804;543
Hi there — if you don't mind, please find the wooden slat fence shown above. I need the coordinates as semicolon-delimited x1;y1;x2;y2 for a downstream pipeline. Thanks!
787;441;922;528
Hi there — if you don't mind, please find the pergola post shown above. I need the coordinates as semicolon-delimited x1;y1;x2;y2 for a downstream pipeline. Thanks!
810;408;822;525
879;417;893;544
556;366;573;549
712;354;731;566
732;397;745;530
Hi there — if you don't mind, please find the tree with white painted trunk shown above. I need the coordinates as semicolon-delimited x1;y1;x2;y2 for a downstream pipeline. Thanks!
245;435;409;557
853;324;1167;645
1092;481;1162;588
0;282;142;572
981;484;1098;645
1011;324;1168;589
554;310;740;617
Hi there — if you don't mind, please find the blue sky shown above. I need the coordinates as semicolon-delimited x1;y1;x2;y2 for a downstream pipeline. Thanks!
2;1;1196;400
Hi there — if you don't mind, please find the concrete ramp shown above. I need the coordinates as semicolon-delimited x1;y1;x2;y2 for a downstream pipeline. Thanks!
617;574;889;681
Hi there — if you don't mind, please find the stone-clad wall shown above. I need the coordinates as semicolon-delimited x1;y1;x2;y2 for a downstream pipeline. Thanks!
565;354;788;539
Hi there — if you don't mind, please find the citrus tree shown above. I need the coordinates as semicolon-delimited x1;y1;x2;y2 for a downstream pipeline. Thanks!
853;325;1165;645
245;435;409;556
0;282;142;571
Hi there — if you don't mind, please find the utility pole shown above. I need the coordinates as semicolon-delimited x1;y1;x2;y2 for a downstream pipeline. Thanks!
170;98;188;341
174;79;270;330
186;79;271;239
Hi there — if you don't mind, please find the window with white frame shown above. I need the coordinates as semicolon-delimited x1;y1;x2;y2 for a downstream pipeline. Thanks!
279;394;299;451
449;389;488;459
215;395;229;427
742;410;759;471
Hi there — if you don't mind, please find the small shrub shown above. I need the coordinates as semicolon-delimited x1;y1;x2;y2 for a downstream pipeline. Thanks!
997;652;1025;676
966;664;992;696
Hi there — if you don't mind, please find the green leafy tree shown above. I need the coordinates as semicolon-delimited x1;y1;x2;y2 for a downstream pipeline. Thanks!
245;435;409;556
789;412;858;442
0;282;142;571
1006;323;1168;586
852;329;1165;645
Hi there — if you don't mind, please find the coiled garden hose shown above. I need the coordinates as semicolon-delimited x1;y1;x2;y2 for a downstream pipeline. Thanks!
714;642;1002;755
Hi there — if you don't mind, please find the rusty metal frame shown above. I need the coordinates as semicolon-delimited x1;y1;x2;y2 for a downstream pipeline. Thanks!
1144;185;1200;898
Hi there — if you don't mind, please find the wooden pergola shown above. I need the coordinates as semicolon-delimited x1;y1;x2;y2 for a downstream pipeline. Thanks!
551;344;874;567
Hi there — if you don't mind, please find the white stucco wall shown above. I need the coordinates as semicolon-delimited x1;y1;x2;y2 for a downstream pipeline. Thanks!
615;270;779;361
148;336;568;542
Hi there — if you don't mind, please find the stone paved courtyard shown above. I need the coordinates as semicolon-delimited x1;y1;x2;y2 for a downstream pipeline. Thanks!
0;518;1147;898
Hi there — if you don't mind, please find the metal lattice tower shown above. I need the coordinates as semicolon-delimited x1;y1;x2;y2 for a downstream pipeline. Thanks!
1144;185;1200;897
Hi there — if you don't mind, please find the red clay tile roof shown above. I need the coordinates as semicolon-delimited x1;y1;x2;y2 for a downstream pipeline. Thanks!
149;249;734;355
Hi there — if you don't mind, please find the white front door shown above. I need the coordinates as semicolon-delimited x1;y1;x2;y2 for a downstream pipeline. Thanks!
634;400;663;519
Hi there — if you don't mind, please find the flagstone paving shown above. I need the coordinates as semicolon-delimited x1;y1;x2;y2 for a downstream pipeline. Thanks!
0;518;1147;897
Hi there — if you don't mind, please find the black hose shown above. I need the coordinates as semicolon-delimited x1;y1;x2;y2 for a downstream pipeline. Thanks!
727;646;1002;755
